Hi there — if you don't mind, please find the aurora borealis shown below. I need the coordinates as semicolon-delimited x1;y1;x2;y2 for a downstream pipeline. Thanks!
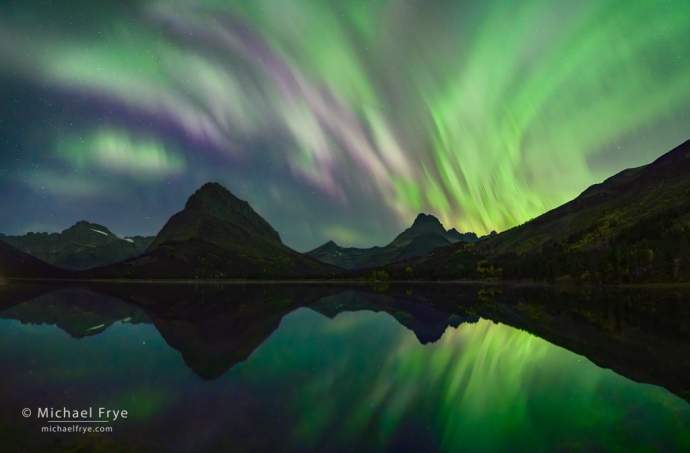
1;0;690;250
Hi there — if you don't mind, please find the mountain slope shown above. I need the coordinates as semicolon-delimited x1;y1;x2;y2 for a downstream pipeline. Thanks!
145;182;281;252
0;241;70;279
396;232;451;262
307;214;494;269
387;140;690;283
85;182;340;279
0;221;154;270
481;140;690;257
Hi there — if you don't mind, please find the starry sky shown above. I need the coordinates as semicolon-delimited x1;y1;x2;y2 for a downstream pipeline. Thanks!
1;0;689;251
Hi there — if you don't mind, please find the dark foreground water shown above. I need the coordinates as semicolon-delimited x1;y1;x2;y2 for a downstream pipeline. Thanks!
0;282;689;452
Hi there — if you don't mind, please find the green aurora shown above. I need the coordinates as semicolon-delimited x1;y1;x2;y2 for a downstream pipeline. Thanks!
1;0;690;248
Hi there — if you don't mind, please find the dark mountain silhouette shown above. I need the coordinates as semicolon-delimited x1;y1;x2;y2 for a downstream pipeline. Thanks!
396;232;452;262
0;240;70;279
381;140;690;284
447;228;497;242
303;241;382;269
307;213;494;269
481;140;690;257
484;141;690;254
145;183;282;252
0;221;154;270
85;182;340;279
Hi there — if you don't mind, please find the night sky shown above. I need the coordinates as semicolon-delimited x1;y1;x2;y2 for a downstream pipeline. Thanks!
1;0;689;252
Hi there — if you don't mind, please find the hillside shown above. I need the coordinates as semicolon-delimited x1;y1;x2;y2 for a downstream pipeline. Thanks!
386;140;690;284
0;241;71;279
85;182;341;279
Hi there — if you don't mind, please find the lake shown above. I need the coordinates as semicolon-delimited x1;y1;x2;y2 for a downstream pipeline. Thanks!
0;282;689;452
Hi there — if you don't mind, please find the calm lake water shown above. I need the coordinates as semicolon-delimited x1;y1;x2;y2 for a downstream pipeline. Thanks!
0;283;689;452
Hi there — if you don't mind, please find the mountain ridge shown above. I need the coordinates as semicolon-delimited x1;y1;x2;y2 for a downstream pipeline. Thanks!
307;213;495;269
379;140;690;284
0;220;154;270
85;182;340;279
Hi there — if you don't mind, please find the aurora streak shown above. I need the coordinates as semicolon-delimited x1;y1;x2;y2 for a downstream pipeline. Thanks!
1;0;689;249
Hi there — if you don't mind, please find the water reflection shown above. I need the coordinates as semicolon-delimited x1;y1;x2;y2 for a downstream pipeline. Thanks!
0;282;689;452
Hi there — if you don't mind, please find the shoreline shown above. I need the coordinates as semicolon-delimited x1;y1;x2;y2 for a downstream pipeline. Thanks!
2;278;690;289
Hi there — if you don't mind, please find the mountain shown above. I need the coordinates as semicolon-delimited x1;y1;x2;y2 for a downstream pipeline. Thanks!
85;182;340;279
0;240;70;279
485;140;690;256
303;241;382;269
0;221;155;270
447;228;497;242
307;213;494;269
383;140;690;284
396;232;452;262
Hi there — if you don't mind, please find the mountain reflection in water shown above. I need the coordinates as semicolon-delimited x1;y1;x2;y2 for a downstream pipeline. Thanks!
0;282;688;452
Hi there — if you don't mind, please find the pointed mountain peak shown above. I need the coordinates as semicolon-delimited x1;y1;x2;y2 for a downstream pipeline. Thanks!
149;182;282;250
390;213;448;245
308;240;340;253
185;182;247;211
411;213;444;229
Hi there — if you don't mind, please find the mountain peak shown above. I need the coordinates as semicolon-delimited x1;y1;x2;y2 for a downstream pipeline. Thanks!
64;221;114;237
386;213;448;250
93;182;338;279
149;182;282;250
411;213;444;229
186;182;247;211
445;228;479;242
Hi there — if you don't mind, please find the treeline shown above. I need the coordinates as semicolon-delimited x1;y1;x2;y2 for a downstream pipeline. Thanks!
499;206;690;284
357;205;690;284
